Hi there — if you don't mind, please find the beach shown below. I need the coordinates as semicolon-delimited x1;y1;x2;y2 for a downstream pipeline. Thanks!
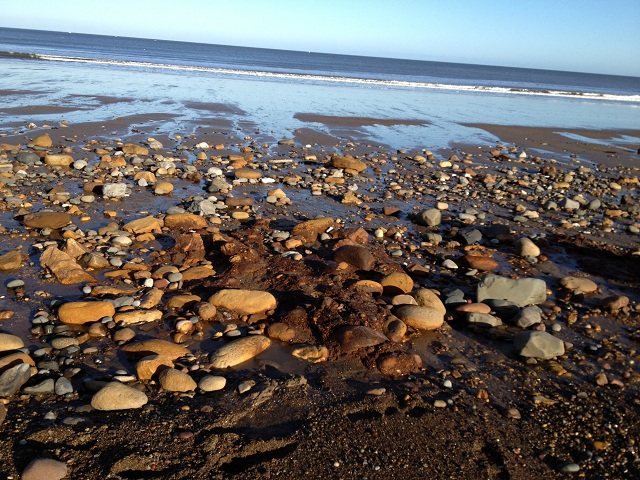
0;27;639;479
0;96;638;479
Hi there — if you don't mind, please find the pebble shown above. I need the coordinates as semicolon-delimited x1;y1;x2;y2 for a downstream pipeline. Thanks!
91;382;148;410
198;375;226;392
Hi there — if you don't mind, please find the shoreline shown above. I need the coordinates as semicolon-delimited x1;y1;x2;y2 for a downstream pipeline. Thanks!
0;112;638;479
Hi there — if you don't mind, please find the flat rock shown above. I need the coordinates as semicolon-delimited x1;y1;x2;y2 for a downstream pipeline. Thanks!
23;211;71;229
163;213;208;231
380;271;414;296
0;333;24;352
560;276;598;294
158;368;197;392
514;331;565;359
122;144;148;156
40;246;94;284
333;245;374;270
0;363;31;397
198;375;226;392
0;251;23;271
30;133;52;147
44;154;73;167
331;326;388;353
181;265;216;281
121;339;190;360
135;355;174;381
456;303;491;314
208;289;277;315
413;289;447;315
600;295;630;311
291;217;335;243
114;309;163;325
58;301;115;325
123;216;163;234
477;274;547;307
467;312;502;327
209;335;271;369
330;154;366;173
0;352;35;371
396;305;444;330
22;458;68;480
462;255;499;272
234;168;262;179
90;381;148;410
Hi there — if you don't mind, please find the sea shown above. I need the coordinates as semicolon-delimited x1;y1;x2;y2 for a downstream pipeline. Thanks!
0;27;639;150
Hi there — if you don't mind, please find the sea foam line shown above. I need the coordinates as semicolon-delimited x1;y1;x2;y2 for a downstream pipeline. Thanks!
29;53;640;103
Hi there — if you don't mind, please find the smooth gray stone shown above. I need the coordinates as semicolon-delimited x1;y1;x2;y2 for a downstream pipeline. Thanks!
467;312;502;327
17;152;41;164
415;208;442;226
0;363;31;396
513;305;543;328
477;275;547;307
55;377;73;395
514;331;565;359
459;229;482;245
23;378;56;394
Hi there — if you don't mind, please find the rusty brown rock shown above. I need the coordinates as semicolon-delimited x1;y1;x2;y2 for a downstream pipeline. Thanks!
23;212;71;229
462;255;499;272
163;213;208;231
58;301;115;325
40;246;94;284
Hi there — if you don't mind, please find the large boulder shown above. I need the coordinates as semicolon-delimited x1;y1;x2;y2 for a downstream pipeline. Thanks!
477;275;546;307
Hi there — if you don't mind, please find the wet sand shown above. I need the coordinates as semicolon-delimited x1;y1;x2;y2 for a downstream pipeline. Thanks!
0;110;638;479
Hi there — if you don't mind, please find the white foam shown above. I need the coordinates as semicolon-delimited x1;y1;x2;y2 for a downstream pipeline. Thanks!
37;54;640;103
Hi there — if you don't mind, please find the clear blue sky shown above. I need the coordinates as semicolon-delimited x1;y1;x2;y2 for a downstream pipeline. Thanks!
1;0;639;76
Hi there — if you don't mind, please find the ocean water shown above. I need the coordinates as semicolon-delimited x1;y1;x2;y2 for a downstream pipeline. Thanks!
0;27;639;150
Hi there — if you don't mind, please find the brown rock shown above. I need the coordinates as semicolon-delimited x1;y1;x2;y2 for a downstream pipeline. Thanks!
136;355;174;381
170;233;205;263
353;280;384;294
330;154;367;173
114;309;163;325
23;211;71;229
154;181;174;195
234;168;262;179
413;288;447;314
560;276;598;294
58;301;115;325
291;217;335;243
266;322;296;342
121;144;149;156
121;339;190;360
91;382;148;410
40;246;94;284
181;265;216;281
22;458;67;480
600;295;629;311
380;271;414;296
396;305;444;330
122;216;163;234
44;154;73;167
30;133;52;147
462;255;499;272
332;326;388;353
0;251;23;271
456;303;492;314
384;318;407;343
0;352;35;372
62;238;88;259
163;213;208;231
193;302;217;321
376;351;421;377
166;294;201;309
158;368;197;392
208;289;277;315
209;335;271;369
333;245;374;271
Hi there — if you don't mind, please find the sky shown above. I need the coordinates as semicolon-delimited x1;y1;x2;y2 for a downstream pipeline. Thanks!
1;0;639;77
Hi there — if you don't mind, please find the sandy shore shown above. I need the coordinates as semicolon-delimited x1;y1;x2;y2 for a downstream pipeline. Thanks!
0;112;638;479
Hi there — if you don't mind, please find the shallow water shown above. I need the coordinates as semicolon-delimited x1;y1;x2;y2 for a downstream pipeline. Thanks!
1;58;640;151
